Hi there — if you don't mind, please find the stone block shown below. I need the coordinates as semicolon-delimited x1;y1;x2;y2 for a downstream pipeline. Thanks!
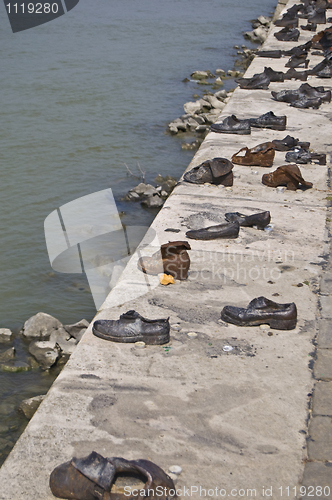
312;382;332;415
320;272;332;296
314;349;332;380
317;320;332;348
301;462;332;500
308;416;332;461
319;296;332;319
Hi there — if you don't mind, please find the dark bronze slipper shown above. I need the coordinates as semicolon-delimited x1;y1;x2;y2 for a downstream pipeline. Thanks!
225;211;271;229
186;221;240;240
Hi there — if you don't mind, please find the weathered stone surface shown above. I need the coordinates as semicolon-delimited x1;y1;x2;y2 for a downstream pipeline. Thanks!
49;327;70;344
320;295;332;318
257;15;271;26
56;337;78;356
317;320;332;348
214;77;224;86
191;70;210;80
308;416;332;460
18;395;46;420
301;462;332;496
141;195;164;208
203;95;225;109
314;349;332;380
28;341;60;370
130;183;158;197
161;179;177;194
312;382;332;415
320;272;332;295
21;312;63;339
64;319;89;341
215;69;225;76
214;89;227;100
0;328;13;342
0;347;15;363
244;26;268;43
183;100;202;115
0;361;31;373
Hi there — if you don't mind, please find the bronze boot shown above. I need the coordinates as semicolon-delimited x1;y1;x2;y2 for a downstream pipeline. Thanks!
232;142;275;167
138;241;191;280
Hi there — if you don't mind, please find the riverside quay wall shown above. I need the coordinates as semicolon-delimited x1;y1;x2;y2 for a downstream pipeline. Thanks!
1;0;332;498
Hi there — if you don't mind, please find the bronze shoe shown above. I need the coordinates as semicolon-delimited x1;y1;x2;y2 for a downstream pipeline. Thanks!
50;451;176;500
183;158;234;186
137;241;191;280
221;296;297;330
232;142;275;167
262;164;313;190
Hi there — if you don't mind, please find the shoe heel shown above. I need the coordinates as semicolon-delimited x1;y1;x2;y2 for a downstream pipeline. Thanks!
269;318;297;330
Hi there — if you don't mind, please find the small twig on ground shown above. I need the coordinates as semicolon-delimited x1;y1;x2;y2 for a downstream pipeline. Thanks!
137;162;146;183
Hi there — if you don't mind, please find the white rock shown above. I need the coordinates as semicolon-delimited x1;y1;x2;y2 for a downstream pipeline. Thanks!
0;328;13;342
183;101;202;115
214;77;224;86
204;95;225;110
214;89;227;100
187;332;198;338
259;324;270;331
215;69;225;76
191;70;209;80
169;465;182;475
22;312;63;339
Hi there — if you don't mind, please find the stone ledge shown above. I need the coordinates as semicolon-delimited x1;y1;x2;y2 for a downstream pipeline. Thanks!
312;382;332;416
308;416;332;461
314;350;332;380
301;461;332;500
317;320;332;349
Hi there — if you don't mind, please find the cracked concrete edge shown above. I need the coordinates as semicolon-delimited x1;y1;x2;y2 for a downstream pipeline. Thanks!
301;204;332;490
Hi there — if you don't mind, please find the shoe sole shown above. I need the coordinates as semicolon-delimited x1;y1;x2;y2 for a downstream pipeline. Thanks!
220;313;297;330
210;129;251;135
92;328;170;345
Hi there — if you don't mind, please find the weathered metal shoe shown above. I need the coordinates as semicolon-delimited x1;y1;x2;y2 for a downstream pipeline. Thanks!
50;451;177;499
186;221;240;240
235;72;270;90
221;296;297;330
284;68;309;81
249;111;287;130
272;135;310;151
285;53;309;68
301;22;317;31
225;211;271;229
232;142;275;167
210;115;251;135
285;148;326;164
274;27;300;41
92;311;170;344
290;96;322;108
138;240;191;280
257;50;282;58
283;41;312;56
262;164;313;190
263;67;285;82
183;158;234;186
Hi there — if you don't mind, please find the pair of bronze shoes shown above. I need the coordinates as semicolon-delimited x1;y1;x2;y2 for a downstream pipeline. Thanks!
50;451;176;499
262;164;313;191
138;241;191;280
185;211;271;240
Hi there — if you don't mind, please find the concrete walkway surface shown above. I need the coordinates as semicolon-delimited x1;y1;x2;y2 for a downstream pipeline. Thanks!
1;0;332;498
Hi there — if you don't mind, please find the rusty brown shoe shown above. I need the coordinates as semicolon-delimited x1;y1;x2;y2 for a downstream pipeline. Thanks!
262;164;313;190
138;241;191;280
232;142;275;167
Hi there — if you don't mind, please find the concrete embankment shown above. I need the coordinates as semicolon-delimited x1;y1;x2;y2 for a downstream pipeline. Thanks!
1;0;332;497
